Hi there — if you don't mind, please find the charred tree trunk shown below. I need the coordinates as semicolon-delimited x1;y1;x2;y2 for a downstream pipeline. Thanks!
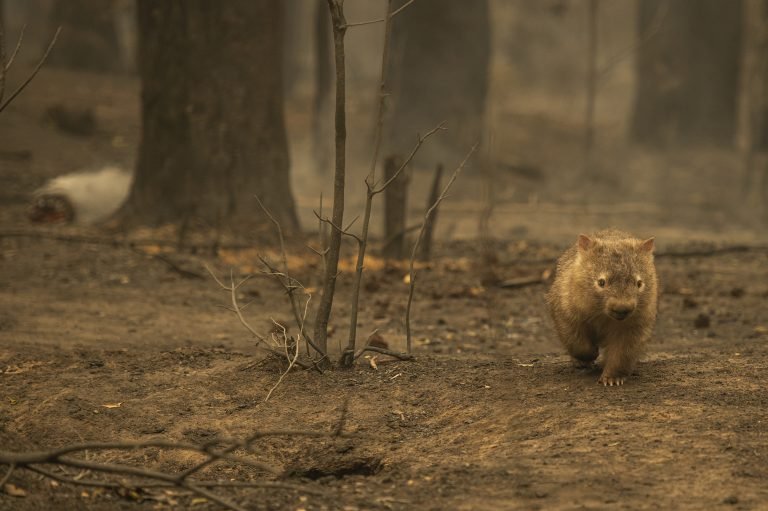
385;0;490;166
631;0;743;147
382;155;408;259
118;1;299;231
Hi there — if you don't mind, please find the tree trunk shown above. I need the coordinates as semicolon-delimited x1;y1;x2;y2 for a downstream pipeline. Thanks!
631;0;743;147
385;0;490;166
48;0;123;72
312;0;333;176
118;1;299;231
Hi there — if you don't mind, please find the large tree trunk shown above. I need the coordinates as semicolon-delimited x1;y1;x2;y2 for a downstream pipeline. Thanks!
118;1;299;231
631;0;743;147
384;0;490;166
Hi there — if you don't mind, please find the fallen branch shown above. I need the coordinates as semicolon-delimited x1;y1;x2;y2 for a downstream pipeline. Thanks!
0;423;352;509
406;143;478;353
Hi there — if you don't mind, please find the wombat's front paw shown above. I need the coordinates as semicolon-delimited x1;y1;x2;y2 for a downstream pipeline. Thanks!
598;374;625;386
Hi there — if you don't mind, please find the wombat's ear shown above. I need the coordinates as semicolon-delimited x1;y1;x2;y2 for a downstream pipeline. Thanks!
639;237;655;253
578;234;593;251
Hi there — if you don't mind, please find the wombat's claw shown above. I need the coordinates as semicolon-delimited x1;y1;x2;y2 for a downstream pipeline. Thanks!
598;375;625;386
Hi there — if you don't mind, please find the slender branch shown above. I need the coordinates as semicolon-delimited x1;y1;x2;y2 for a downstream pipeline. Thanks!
264;320;301;402
4;24;25;72
371;123;446;195
255;196;287;274
0;462;15;487
341;123;445;366
0;26;61;115
344;0;416;28
204;265;312;370
406;143;478;353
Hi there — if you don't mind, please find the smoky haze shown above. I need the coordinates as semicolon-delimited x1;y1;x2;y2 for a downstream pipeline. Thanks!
0;0;764;246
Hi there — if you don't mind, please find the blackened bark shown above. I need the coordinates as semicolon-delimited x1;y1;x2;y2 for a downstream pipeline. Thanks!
631;0;743;147
119;1;299;231
382;155;407;259
385;0;490;166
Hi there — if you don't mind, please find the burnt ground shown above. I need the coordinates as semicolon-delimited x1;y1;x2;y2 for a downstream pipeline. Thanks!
1;68;768;510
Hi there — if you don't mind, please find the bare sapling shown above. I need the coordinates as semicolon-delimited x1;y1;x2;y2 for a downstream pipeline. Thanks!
406;143;479;353
312;0;348;362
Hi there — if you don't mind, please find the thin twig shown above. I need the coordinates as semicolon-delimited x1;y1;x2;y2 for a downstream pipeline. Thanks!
264;320;301;402
204;265;311;370
406;143;478;353
0;462;15;487
255;196;287;273
0;26;61;114
4;24;25;72
344;0;416;28
342;123;445;366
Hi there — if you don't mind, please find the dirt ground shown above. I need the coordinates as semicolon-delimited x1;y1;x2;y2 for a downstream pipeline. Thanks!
2;67;768;510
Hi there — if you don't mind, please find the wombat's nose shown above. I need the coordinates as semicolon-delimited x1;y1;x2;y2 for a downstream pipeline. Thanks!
610;306;634;320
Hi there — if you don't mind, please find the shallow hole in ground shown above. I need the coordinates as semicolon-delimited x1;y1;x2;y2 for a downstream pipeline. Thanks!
286;456;383;480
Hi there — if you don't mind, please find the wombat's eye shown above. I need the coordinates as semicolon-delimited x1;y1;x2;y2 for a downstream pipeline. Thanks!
597;278;606;288
636;279;643;288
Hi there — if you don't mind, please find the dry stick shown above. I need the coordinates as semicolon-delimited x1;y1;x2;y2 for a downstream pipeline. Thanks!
254;196;323;361
264;320;301;402
313;0;348;361
204;265;311;370
406;143;479;353
418;163;444;262
0;26;61;114
255;196;287;273
4;25;26;72
258;256;324;364
341;124;445;366
0;462;14;487
344;0;416;28
25;465;324;495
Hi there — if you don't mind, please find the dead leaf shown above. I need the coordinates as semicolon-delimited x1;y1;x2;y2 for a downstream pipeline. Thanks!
754;326;768;335
3;483;27;497
191;497;208;505
369;356;379;370
101;402;122;409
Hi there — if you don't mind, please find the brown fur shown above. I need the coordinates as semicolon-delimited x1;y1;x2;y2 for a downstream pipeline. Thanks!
546;229;658;386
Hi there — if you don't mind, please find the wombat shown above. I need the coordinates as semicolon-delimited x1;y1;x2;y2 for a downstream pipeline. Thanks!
546;229;658;386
